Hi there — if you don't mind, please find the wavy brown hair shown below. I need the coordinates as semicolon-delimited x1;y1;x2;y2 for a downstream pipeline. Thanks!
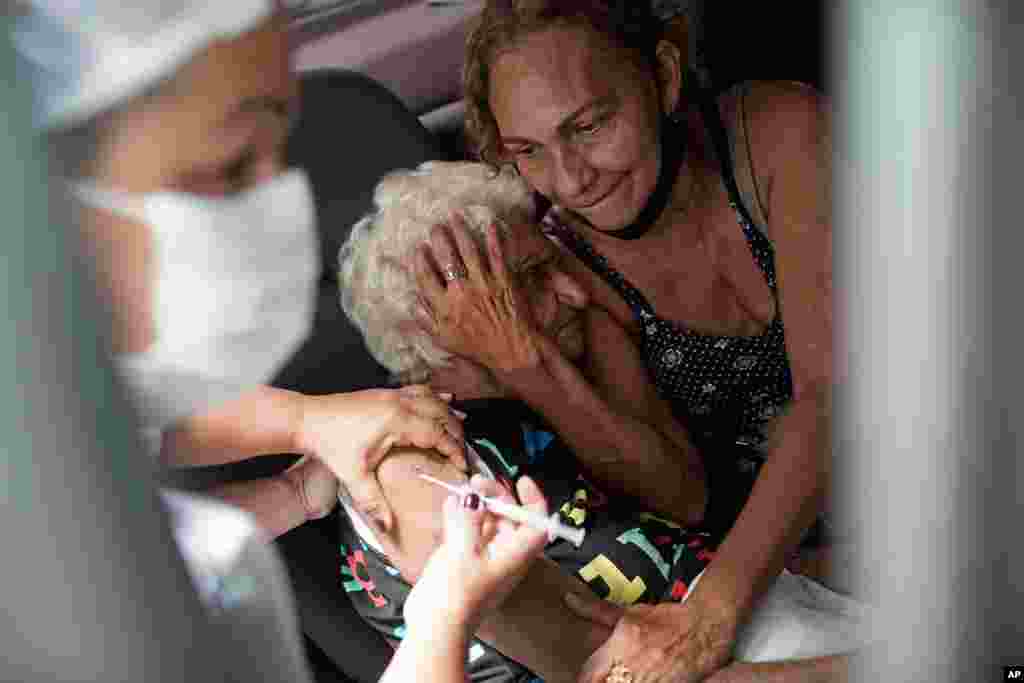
463;0;690;168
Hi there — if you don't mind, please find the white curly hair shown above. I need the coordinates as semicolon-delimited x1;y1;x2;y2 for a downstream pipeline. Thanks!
338;161;536;383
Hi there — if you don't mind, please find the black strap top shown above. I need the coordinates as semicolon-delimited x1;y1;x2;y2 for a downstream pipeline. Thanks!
545;90;793;462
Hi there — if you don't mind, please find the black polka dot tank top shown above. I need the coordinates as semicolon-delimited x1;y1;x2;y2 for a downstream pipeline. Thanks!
544;96;793;465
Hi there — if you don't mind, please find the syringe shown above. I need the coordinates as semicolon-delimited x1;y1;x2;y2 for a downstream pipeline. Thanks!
417;472;585;547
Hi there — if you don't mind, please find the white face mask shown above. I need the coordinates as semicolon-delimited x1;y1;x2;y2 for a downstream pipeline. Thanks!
75;170;319;454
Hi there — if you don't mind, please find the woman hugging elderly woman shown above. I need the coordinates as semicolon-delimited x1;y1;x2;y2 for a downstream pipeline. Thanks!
336;1;844;681
335;160;855;682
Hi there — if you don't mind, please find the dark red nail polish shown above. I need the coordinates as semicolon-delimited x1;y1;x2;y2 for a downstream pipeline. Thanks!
463;493;481;510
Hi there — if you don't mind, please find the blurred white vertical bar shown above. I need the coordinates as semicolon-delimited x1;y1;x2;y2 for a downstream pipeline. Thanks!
838;1;1023;680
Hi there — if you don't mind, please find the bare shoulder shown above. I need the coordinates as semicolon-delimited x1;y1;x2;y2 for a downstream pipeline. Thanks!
751;81;830;156
720;80;830;169
725;80;828;125
707;82;830;238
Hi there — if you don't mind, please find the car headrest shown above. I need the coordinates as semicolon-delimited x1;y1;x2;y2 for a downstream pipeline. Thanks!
286;68;443;282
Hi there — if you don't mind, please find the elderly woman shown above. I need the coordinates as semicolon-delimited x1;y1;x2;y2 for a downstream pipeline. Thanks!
411;2;836;681
338;162;863;683
348;160;707;527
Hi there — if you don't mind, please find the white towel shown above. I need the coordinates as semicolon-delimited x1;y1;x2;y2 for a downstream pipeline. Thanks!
683;569;872;662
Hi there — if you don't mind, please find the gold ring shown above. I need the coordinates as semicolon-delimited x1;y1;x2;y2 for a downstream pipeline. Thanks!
605;661;634;683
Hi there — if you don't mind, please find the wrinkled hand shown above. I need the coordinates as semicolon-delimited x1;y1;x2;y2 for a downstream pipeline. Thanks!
296;386;467;532
567;589;738;683
413;213;541;373
282;455;340;521
403;475;549;634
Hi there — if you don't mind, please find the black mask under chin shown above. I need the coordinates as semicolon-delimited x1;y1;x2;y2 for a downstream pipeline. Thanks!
602;114;687;241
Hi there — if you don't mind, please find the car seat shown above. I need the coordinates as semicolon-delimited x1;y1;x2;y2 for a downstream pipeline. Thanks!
275;67;447;683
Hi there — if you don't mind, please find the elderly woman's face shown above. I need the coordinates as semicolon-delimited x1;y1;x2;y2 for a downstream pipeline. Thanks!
489;24;663;232
505;226;589;361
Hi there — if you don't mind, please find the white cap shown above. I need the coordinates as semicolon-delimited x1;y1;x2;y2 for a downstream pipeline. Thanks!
13;0;275;131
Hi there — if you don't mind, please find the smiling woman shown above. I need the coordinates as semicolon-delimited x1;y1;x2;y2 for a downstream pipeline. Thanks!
454;2;837;681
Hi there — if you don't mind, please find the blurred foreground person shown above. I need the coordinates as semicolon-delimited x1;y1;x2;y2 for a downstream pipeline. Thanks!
13;1;545;679
18;0;466;540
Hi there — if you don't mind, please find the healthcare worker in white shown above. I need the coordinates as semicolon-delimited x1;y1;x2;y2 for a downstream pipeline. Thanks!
18;0;466;539
15;1;551;680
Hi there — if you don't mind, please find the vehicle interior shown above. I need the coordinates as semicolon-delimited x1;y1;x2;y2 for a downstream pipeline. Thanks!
9;1;1024;682
156;1;827;681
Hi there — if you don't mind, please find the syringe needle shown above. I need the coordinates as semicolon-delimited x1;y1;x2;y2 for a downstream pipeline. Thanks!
416;470;466;497
416;471;585;547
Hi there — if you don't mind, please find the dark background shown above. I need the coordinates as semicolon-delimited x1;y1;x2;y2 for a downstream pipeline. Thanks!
702;0;826;92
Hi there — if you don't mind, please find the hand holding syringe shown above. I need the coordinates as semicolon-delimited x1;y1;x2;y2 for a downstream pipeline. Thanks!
417;472;585;547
